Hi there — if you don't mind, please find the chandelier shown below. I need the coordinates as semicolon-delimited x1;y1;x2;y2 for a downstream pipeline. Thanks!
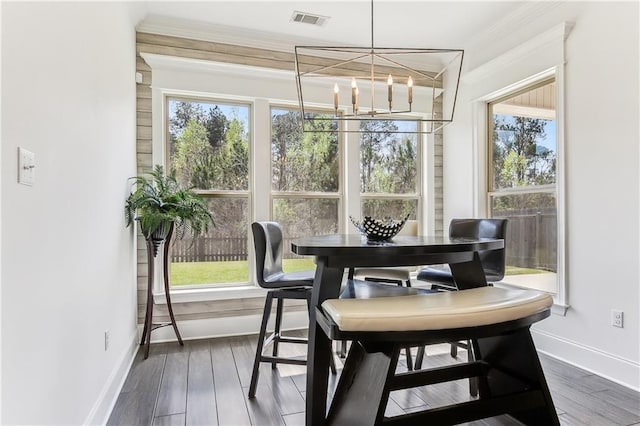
294;0;464;134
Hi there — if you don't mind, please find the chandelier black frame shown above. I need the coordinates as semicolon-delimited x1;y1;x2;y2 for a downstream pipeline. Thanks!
294;1;464;134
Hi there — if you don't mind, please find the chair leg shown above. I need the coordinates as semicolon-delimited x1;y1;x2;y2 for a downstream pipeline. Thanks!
405;347;414;371
414;346;425;370
248;292;274;398
272;295;284;369
329;344;337;374
450;342;458;358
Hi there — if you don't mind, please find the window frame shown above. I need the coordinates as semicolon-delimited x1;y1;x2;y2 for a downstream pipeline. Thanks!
487;78;559;278
473;67;567;314
144;57;432;304
163;94;254;289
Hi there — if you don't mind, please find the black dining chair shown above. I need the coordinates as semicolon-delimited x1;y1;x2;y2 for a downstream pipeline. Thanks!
417;218;508;292
414;218;508;372
248;221;335;398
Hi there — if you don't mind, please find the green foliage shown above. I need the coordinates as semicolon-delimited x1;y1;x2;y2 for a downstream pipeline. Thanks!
218;117;249;190
170;103;249;191
170;102;205;136
500;150;528;188
271;110;339;192
173;119;211;187
124;165;214;240
359;120;417;195
204;106;229;150
491;115;556;212
493;115;555;190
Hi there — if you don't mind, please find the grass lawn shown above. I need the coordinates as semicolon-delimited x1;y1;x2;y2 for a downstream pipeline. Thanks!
505;265;548;275
170;259;548;286
170;258;315;286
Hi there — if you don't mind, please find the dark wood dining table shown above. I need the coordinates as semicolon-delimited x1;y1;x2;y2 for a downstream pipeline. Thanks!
290;234;505;426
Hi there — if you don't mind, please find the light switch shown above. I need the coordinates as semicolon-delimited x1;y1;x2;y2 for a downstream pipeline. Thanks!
18;147;35;186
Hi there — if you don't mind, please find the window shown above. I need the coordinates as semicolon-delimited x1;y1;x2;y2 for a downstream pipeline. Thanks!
166;97;251;287
360;120;420;224
271;107;341;270
488;80;557;293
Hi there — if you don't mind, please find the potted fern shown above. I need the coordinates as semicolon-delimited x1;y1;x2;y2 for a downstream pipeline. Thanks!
125;165;214;256
126;165;213;357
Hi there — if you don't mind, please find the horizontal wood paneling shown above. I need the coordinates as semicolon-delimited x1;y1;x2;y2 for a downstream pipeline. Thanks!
136;153;152;169
137;97;152;112
137;126;152;140
136;84;152;99
137;140;152;154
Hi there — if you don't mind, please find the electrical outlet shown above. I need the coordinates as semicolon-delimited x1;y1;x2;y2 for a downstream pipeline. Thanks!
104;330;110;351
611;310;623;328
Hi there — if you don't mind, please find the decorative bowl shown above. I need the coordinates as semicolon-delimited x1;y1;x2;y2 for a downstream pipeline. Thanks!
349;214;410;242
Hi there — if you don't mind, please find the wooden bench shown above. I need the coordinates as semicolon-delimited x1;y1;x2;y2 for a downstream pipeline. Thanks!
316;286;559;425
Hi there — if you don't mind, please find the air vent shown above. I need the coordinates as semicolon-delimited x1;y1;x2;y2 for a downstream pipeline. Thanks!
290;11;329;27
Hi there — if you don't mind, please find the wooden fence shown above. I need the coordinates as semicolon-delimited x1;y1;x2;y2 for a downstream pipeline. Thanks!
171;237;248;262
171;236;303;262
171;217;557;273
496;209;557;272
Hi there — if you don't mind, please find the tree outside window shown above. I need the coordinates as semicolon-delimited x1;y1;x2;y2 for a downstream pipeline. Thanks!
166;98;250;287
359;120;419;221
271;108;340;267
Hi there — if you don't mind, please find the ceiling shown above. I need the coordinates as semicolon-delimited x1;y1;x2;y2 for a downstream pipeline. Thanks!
139;1;529;50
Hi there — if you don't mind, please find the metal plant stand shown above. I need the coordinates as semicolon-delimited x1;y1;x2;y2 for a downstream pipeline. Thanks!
140;223;183;359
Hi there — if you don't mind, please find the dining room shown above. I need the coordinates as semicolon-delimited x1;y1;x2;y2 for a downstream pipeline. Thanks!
1;1;638;425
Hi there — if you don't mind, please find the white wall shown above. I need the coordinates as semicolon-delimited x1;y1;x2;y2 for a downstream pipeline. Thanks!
444;2;639;389
1;2;144;424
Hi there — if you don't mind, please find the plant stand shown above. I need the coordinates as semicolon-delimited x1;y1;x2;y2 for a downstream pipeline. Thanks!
140;223;183;359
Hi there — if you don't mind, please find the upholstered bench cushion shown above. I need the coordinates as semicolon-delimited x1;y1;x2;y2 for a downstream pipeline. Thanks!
321;286;552;332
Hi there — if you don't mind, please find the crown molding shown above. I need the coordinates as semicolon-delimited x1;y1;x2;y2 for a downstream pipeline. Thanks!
462;21;574;86
468;1;568;52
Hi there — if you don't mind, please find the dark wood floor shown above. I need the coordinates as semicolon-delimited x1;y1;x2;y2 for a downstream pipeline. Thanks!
108;331;640;426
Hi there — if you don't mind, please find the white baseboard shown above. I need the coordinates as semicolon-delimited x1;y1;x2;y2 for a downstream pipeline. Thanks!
144;311;310;343
532;327;640;391
84;330;139;426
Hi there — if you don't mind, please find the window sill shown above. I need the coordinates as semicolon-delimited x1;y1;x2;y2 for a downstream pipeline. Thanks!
153;285;267;304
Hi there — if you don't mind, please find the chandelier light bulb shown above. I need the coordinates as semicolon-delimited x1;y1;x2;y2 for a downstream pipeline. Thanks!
293;0;464;133
351;78;358;108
